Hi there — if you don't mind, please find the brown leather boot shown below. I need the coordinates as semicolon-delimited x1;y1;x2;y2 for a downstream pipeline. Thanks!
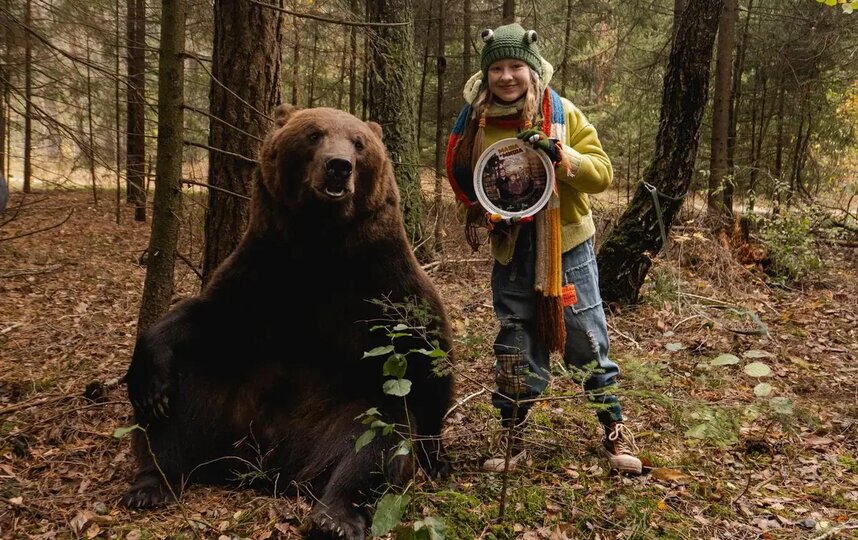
603;422;643;475
482;416;527;472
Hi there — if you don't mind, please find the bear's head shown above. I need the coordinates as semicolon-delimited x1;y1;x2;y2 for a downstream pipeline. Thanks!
256;106;398;226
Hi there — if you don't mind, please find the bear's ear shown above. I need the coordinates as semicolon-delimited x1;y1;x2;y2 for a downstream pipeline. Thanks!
273;104;300;127
366;121;383;141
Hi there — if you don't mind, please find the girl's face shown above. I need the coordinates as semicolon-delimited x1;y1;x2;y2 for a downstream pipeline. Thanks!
487;59;530;104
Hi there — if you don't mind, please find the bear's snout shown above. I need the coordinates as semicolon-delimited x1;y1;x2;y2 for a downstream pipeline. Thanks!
325;157;353;181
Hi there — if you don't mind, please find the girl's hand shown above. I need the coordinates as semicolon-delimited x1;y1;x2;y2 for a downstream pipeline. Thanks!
517;129;561;165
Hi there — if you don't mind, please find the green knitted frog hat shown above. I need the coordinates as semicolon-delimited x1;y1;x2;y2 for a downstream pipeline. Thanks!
479;23;543;79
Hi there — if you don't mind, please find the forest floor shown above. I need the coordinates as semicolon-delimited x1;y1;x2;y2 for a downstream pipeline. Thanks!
0;186;856;540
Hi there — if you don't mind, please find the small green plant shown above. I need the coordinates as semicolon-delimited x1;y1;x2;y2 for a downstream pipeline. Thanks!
357;295;451;538
759;214;821;283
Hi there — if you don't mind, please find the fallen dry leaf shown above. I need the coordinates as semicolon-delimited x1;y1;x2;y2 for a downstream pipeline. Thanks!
651;467;692;484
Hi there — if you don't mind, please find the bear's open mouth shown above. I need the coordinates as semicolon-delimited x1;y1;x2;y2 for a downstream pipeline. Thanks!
315;185;352;200
324;187;348;198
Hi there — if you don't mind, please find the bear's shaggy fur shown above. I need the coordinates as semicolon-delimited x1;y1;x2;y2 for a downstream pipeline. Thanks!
123;107;454;540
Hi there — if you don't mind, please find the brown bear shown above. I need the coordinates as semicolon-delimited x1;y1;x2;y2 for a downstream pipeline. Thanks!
122;106;454;540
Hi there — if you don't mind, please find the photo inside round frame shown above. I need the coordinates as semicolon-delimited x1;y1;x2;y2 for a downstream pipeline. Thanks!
473;138;555;220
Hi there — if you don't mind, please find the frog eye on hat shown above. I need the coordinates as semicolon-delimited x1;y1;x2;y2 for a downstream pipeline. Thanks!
480;28;494;42
525;30;538;44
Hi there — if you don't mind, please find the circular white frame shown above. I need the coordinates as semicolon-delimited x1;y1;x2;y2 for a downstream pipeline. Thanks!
473;138;555;220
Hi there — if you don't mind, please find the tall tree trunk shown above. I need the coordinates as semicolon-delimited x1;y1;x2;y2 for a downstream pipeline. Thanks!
138;0;186;333
349;0;358;114
463;0;471;85
337;27;348;110
416;0;434;148
707;0;737;221
772;78;785;215
673;0;685;35
115;0;122;223
23;0;32;193
367;0;422;248
725;0;752;215
433;0;446;254
203;0;284;284
559;0;573;95
502;0;514;23
597;0;724;306
291;16;301;106
86;37;98;204
307;23;318;108
0;0;8;180
126;0;146;221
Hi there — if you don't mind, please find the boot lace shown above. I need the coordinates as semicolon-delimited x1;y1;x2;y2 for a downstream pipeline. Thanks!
608;423;640;456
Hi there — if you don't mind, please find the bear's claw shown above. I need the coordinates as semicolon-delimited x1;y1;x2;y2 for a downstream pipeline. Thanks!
308;506;366;540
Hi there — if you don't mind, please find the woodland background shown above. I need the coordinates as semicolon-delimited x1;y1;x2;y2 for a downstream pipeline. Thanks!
0;0;857;538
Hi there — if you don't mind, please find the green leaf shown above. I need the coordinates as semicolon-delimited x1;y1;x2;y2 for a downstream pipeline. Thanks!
383;354;408;378
685;423;709;439
370;419;391;430
665;342;684;352
383;378;412;397
363;345;394;358
743;350;774;359
770;397;793;416
355;429;376;452
710;353;740;366
754;383;773;397
826;0;836;6
112;424;139;439
392;324;410;332
399;517;446;540
744;362;772;377
371;493;411;536
392;439;411;458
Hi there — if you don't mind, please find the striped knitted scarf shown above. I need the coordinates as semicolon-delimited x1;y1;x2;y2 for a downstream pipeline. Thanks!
446;87;569;354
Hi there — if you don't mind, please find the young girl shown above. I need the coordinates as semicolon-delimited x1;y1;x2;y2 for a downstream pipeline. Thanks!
445;23;642;474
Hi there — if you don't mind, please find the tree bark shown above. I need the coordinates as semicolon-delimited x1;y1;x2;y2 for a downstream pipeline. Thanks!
85;37;98;205
673;0;685;35
307;23;318;107
138;0;185;333
707;0;737;221
115;0;122;223
559;0;573;96
0;0;8;180
772;77;785;215
502;0;514;23
416;0;434;148
367;0;422;249
725;0;753;215
203;0;283;284
349;0;358;114
597;0;724;306
23;0;32;194
433;0;446;254
126;0;146;221
463;0;471;86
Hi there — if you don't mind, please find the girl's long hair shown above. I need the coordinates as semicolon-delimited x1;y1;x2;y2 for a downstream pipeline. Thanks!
456;68;542;249
452;68;542;179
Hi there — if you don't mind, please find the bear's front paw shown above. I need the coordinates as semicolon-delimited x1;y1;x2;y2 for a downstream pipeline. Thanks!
126;349;172;423
121;473;174;509
308;504;367;540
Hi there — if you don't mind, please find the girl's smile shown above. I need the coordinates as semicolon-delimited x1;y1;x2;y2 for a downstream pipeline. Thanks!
487;59;531;103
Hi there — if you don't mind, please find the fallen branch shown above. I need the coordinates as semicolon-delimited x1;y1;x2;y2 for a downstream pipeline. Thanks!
248;0;408;27
422;258;491;271
0;263;68;279
0;209;75;243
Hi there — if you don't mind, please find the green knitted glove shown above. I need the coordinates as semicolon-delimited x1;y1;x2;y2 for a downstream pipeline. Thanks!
517;129;561;164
